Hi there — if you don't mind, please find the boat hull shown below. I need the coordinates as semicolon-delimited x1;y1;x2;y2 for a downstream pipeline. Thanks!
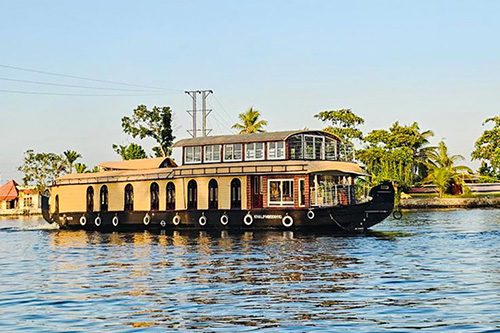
42;183;394;233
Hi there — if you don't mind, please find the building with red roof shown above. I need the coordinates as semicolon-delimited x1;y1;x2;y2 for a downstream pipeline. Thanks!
0;180;41;215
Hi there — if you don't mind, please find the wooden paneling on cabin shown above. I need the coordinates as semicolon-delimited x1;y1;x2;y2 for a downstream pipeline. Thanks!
50;176;247;214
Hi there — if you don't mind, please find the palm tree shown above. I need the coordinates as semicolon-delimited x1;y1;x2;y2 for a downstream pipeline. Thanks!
424;141;472;197
74;163;88;174
232;107;268;134
63;150;82;173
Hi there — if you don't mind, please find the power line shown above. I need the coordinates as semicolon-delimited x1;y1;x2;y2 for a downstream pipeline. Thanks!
0;64;182;91
212;95;236;124
0;76;171;92
0;89;179;97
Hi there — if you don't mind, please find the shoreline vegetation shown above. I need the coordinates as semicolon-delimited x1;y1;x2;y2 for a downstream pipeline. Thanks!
7;106;500;214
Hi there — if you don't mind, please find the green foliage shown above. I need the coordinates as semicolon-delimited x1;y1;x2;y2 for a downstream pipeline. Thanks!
315;108;364;143
74;163;88;173
423;141;472;197
17;150;67;192
356;121;434;191
232;107;268;134
112;143;147;160
63;150;82;173
121;104;175;157
471;116;500;175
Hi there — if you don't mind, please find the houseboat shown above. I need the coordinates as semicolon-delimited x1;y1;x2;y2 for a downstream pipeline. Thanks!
42;130;394;232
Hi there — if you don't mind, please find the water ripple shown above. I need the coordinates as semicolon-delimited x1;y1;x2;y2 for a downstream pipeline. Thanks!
1;211;500;331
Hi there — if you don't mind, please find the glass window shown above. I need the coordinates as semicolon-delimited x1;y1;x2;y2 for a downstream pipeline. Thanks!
187;180;197;209
86;186;94;212
166;182;175;210
208;179;218;209
268;179;294;206
246;142;264;160
230;178;241;210
288;135;303;159
223;144;243;161
304;135;325;160
124;184;134;211
325;138;338;160
204;145;221;163
100;185;108;212
267;141;285;159
299;179;306;206
150;182;159;211
185;146;202;164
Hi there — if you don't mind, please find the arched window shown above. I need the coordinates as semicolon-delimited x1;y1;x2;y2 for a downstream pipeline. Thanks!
55;195;59;213
150;182;159;211
231;178;241;210
86;186;94;212
208;179;218;210
124;184;134;211
187;180;197;209
100;185;108;212
166;182;175;210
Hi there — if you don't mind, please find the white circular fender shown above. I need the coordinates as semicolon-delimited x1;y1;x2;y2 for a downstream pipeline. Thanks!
307;210;315;220
199;215;207;226
112;215;119;227
160;220;166;228
94;216;102;227
243;213;253;226
79;215;87;226
173;214;181;226
143;214;151;226
220;213;229;226
282;215;294;228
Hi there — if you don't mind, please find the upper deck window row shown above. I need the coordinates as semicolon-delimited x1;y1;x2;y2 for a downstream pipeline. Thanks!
183;134;341;164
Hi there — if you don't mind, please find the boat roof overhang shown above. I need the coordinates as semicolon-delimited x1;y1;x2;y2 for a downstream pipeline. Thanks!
52;160;363;186
99;157;177;171
172;130;341;148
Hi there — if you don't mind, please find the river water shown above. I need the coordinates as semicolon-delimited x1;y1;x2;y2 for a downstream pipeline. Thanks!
1;210;500;332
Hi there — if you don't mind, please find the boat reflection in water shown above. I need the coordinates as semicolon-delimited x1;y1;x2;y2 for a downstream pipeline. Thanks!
47;229;362;330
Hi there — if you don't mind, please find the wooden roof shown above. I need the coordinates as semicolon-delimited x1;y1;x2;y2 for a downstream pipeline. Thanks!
172;130;340;147
99;157;177;171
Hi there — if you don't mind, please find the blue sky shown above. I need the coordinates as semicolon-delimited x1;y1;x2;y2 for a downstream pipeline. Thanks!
1;0;499;183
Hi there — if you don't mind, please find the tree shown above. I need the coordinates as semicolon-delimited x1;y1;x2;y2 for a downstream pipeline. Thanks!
121;104;175;157
424;141;472;197
232;107;268;134
314;108;364;144
63;150;82;173
112;143;147;160
18;150;67;192
356;121;435;191
471;116;500;176
74;163;88;173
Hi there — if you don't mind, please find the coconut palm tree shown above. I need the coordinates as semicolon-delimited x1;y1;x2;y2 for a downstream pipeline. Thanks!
424;141;472;197
232;108;268;134
63;150;82;174
74;163;88;174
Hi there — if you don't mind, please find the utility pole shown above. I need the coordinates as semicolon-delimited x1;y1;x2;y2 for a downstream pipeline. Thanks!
185;90;213;137
185;90;198;138
201;90;213;137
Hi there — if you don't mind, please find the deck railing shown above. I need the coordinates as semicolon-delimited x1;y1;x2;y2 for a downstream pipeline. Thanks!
310;184;357;207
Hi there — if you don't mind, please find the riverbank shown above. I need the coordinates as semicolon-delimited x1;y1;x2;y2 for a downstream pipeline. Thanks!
400;197;500;209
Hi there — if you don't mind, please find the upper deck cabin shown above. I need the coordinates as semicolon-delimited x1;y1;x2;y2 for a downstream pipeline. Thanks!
173;130;352;165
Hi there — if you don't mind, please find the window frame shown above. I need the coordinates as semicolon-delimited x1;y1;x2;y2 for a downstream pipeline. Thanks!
204;145;222;163
245;142;265;161
185;146;202;164
267;179;295;207
150;182;160;211
267;141;285;160
223;143;243;162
